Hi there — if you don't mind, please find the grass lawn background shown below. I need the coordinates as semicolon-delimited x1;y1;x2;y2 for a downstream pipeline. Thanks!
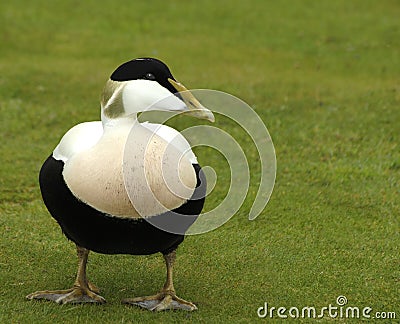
0;0;399;322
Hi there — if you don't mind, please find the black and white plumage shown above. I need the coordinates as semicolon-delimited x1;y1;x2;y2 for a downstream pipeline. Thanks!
27;58;214;311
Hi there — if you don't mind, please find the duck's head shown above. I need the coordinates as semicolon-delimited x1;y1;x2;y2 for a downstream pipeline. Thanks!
101;58;214;123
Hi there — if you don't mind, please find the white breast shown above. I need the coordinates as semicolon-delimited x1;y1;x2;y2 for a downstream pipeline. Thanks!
61;120;197;219
123;123;197;218
141;122;198;164
53;122;103;162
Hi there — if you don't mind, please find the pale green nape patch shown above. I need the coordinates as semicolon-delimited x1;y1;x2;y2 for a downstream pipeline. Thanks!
101;79;126;119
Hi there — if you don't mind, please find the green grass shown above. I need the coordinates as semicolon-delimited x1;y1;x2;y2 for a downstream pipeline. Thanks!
1;0;399;322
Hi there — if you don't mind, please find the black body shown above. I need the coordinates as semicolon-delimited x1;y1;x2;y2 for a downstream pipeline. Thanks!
39;155;206;255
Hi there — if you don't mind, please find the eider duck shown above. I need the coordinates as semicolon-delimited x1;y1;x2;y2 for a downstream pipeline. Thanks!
26;58;214;311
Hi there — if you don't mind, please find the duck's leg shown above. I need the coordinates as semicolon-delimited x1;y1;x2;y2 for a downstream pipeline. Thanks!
123;250;197;311
26;245;106;304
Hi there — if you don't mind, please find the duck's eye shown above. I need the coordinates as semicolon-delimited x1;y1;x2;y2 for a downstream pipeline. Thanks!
145;73;155;80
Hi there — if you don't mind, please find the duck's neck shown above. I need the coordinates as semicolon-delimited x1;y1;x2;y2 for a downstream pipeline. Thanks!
102;114;138;129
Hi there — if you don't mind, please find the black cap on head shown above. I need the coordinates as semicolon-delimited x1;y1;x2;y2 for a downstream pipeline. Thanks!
110;58;177;94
